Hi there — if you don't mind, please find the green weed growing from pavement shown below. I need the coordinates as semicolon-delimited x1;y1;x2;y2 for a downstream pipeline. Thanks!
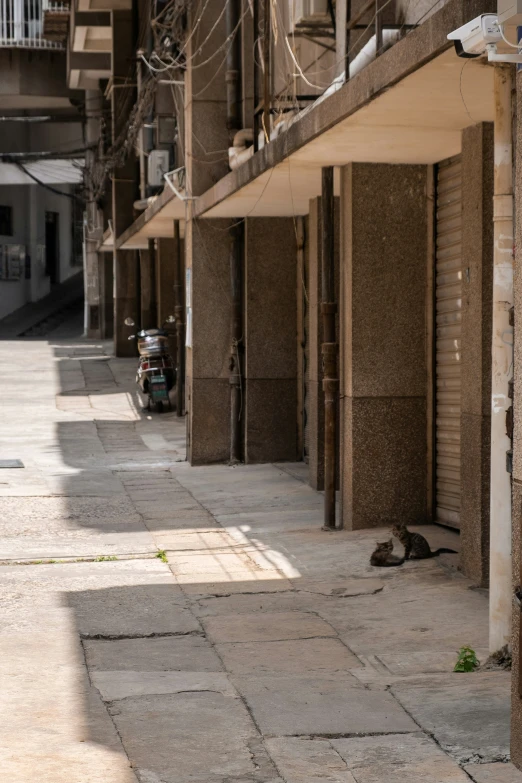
95;555;118;562
156;550;168;563
454;645;480;672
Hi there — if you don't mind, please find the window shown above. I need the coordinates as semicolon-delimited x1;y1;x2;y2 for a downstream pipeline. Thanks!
0;206;13;236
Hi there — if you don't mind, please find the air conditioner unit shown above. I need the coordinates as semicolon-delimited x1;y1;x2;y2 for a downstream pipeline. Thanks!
291;0;330;29
148;149;170;188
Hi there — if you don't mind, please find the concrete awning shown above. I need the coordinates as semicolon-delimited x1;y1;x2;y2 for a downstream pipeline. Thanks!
115;0;496;244
199;49;494;219
118;192;186;249
0;159;83;185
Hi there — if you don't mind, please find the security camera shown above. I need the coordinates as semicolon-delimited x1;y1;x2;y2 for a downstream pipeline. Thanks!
447;13;501;57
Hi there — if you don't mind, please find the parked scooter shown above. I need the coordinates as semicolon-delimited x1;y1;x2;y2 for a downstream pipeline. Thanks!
124;316;177;413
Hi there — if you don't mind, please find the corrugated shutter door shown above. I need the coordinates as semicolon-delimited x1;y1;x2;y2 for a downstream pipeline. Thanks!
435;156;462;528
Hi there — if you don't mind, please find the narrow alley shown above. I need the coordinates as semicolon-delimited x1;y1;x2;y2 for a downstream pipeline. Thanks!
0;310;516;782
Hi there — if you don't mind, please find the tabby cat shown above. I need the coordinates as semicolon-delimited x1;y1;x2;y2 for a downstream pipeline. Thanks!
391;523;457;560
370;539;405;567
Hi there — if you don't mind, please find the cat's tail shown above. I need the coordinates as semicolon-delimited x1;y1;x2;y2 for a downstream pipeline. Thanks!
431;547;458;557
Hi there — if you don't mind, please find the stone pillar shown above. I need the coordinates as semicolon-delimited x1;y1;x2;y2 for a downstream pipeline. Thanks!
307;197;340;490
111;10;139;357
186;218;232;465
140;241;157;331
340;163;428;529
100;251;114;339
510;69;522;772
184;4;232;462
460;123;494;586
243;218;297;463
84;88;104;338
156;236;179;360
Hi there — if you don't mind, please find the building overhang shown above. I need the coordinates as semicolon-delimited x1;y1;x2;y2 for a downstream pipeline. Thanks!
71;9;111;53
67;49;111;89
0;160;83;185
118;196;186;249
77;0;131;10
115;0;497;245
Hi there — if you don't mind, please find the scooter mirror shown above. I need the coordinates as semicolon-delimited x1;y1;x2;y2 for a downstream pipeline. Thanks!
124;317;135;326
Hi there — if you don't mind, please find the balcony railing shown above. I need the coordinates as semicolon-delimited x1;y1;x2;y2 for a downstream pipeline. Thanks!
0;0;65;49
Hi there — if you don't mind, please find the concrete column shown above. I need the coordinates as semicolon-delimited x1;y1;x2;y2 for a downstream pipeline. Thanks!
307;197;340;490
243;218;297;463
139;241;157;331
156;237;179;360
186;218;232;465
99;251;114;339
184;4;234;461
460;123;494;587
340;163;428;529
511;67;522;772
84;88;104;339
185;4;229;197
111;10;139;356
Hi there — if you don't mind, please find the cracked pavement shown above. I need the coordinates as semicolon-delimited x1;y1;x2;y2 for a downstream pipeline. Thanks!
0;311;519;783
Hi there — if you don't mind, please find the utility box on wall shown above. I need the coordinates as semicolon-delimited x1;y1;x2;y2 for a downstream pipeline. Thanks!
148;150;170;189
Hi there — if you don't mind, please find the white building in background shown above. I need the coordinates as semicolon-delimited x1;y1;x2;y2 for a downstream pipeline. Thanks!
0;0;84;322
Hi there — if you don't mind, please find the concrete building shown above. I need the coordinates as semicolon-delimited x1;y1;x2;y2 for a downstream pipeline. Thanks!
55;0;522;768
0;0;84;322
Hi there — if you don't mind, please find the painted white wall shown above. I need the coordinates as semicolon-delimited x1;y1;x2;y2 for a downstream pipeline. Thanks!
0;185;31;320
0;181;81;321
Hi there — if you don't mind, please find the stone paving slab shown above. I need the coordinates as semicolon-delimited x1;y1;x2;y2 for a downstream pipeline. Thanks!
204;611;337;643
266;737;357;782
233;675;417;736
217;637;361;676
331;733;471;782
177;576;294;596
92;670;236;701
465;763;522;782
192;590;324;617
391;673;511;763
85;635;223;672
109;692;273;783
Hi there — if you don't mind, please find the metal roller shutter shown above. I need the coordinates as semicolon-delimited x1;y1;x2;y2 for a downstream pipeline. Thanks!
435;156;462;528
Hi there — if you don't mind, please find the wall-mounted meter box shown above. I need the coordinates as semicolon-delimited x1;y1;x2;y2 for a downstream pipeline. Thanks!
147;150;170;188
498;0;522;26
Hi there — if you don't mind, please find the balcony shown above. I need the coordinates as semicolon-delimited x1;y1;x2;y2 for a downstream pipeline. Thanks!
0;0;66;49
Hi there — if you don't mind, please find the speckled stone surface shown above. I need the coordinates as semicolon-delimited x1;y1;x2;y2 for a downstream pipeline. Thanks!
339;163;428;530
459;123;493;587
243;218;297;463
342;396;427;529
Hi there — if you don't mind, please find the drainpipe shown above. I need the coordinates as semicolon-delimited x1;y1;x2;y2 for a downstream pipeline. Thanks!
321;167;338;530
173;219;185;417
489;64;514;653
144;17;155;197
226;0;241;140
229;222;243;464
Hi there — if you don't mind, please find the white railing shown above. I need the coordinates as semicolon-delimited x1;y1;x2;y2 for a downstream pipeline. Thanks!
0;0;65;49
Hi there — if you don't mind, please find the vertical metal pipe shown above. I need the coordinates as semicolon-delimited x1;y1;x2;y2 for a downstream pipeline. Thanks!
253;0;259;150
225;0;241;141
262;0;271;143
296;216;305;460
229;221;243;464
173;220;185;416
375;0;383;56
148;238;157;327
321;167;338;530
489;64;514;653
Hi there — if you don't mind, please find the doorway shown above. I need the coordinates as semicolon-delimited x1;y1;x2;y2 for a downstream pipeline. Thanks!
45;211;60;284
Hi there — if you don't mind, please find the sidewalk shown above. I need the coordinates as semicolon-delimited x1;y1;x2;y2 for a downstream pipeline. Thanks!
0;314;518;783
